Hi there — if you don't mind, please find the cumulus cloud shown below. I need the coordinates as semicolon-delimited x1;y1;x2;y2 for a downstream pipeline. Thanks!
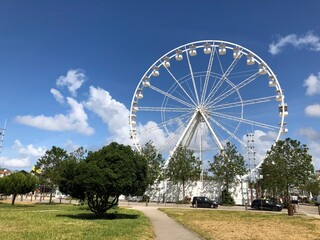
0;140;46;168
84;86;132;145
269;32;320;55
15;97;94;135
304;72;320;96
297;127;320;170
56;69;86;96
305;104;320;117
50;88;64;103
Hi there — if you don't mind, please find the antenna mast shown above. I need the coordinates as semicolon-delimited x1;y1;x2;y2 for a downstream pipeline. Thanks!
0;119;7;154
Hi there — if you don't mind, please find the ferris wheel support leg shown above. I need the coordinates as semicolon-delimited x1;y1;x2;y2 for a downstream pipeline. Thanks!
165;111;199;167
201;113;224;151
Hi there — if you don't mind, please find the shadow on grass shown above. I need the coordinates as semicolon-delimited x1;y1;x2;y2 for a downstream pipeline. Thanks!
56;213;139;220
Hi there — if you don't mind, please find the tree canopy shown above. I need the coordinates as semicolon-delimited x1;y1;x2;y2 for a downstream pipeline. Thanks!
33;146;69;203
209;142;247;193
58;142;148;216
260;138;314;198
165;144;201;198
140;141;164;188
0;171;38;205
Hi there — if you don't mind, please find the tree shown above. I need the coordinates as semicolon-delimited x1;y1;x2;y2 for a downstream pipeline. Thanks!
165;144;201;199
0;171;38;205
58;142;148;216
33;146;69;203
208;142;247;204
260;138;314;201
140;141;164;188
300;174;320;196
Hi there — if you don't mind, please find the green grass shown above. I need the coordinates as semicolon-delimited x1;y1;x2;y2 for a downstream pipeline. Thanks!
0;202;153;240
160;208;320;240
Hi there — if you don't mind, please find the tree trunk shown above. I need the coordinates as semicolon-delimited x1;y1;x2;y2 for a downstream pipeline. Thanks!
49;192;53;203
182;180;185;199
11;194;17;205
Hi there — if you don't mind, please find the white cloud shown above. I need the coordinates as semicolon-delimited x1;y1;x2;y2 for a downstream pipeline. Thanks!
297;128;320;141
15;97;94;135
50;88;64;103
56;69;86;96
269;32;320;55
297;128;320;170
305;104;320;117
304;73;320;96
0;140;46;169
84;86;132;145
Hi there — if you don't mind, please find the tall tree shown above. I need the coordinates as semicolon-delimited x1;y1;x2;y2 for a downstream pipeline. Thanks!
209;142;247;193
141;141;164;188
33;146;69;203
165;144;201;199
0;171;38;205
58;142;148;216
260;138;314;200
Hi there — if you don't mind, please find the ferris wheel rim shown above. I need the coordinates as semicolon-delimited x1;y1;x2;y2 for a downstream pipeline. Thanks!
129;40;287;154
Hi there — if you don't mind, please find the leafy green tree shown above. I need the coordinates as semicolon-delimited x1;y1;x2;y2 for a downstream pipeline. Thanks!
300;174;320;196
260;138;314;200
141;141;164;188
0;171;38;205
208;142;247;204
33;146;69;203
165;144;201;199
58;142;148;216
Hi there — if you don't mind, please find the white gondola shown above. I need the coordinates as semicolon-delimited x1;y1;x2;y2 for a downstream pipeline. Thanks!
130;114;136;126
189;45;197;56
132;102;138;112
175;49;183;61
142;77;150;87
203;43;211;54
281;127;288;134
136;89;143;99
163;57;170;68
259;64;267;75
268;76;276;87
276;91;284;101
279;103;288;117
219;43;226;55
152;66;159;77
246;54;255;65
233;47;241;59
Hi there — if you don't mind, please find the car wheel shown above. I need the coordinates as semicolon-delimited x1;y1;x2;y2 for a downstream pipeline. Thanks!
272;207;278;211
211;204;214;208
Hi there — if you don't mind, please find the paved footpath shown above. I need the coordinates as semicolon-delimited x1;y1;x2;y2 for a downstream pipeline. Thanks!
131;205;203;240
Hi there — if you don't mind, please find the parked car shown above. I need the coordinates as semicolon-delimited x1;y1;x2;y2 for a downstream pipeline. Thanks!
192;196;218;208
251;199;282;211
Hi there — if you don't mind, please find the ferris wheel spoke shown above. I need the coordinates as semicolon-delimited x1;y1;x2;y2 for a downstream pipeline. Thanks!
211;112;279;131
138;106;193;113
205;71;260;107
148;85;195;108
203;54;243;106
201;47;216;105
208;115;248;148
208;96;276;111
163;64;198;106
185;47;200;105
158;113;195;153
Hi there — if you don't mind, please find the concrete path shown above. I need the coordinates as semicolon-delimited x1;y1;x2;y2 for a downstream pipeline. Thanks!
132;205;203;240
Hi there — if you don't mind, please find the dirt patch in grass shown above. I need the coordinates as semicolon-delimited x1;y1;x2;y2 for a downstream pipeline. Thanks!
161;208;320;240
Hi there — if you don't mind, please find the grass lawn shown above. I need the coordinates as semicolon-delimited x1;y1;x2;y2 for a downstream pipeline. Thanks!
160;208;320;240
0;202;153;240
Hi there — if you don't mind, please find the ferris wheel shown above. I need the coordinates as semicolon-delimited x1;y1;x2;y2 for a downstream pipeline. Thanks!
129;40;288;163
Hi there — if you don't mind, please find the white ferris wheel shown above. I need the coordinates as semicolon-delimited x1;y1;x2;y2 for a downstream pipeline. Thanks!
129;40;288;165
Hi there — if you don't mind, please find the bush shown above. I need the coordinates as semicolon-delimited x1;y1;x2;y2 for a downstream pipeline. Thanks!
221;190;235;206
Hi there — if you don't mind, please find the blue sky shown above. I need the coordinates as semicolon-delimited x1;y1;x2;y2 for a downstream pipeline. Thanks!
0;0;320;171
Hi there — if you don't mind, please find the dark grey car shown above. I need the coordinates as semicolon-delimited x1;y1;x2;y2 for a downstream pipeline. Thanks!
192;196;218;208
